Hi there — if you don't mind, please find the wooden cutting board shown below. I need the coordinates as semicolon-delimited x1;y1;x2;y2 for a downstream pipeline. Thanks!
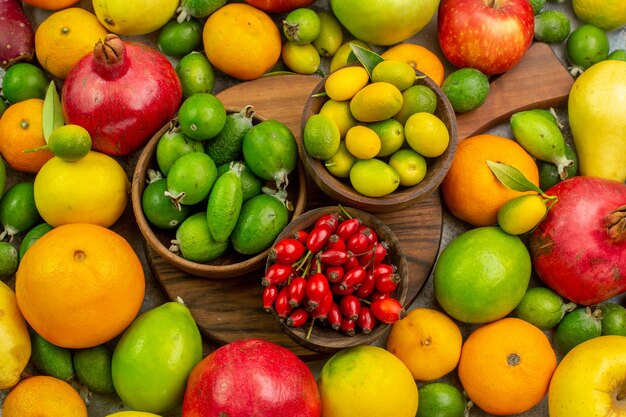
148;42;573;359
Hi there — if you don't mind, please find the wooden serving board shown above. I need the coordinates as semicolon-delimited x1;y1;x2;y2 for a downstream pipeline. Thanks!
148;42;573;359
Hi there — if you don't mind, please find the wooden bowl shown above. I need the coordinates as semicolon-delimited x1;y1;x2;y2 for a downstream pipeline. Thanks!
300;67;458;213
131;108;307;279
267;206;409;354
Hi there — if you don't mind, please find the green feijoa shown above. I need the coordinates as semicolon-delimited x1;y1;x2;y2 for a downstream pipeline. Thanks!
166;152;217;207
30;331;74;381
534;10;571;43
207;163;244;243
566;24;610;70
0;99;7;119
283;7;322;44
177;0;226;20
0;181;40;241
554;306;603;355
172;212;229;262
178;93;227;141
0;154;6;198
158;18;203;57
529;0;546;14
242;119;298;190
608;49;626;61
19;222;53;261
511;286;576;330
73;345;116;394
218;162;263;202
205;105;255;166
156;129;205;176
142;177;191;230
176;52;216;99
538;142;578;190
0;242;18;281
231;193;290;256
312;11;343;58
526;108;560;125
599;303;626;336
441;68;490;113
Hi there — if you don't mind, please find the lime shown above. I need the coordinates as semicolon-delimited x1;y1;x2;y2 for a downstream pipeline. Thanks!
404;112;449;158
538;142;578;190
393;84;438;125
608;49;626;61
176;52;216;99
283;8;321;44
324;141;357;178
416;382;467;417
18;222;53;260
434;226;531;324
47;124;92;162
158;18;203;57
350;82;404;122
142;177;191;230
303;113;341;160
318;99;358;138
2;63;48;104
312;11;344;58
178;93;227;140
371;59;416;92
281;41;321;75
566;24;609;70
166;152;218;207
0;241;18;281
388;149;427;186
324;66;370;101
529;0;546;14
368;118;405;157
173;212;229;262
0;181;40;242
497;194;548;235
554;307;603;355
156;129;205;176
349;158;400;197
345;125;381;159
441;68;489;113
74;344;116;394
512;286;576;330
30;331;74;381
599;303;626;336
534;10;571;43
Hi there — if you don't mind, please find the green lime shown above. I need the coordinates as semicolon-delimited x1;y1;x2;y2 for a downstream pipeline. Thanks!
599;302;626;336
303;113;341;160
205;105;255;166
217;161;262;202
368;118;405;157
19;222;53;260
166;152;218;207
2;63;48;104
142;177;191;230
158;18;203;57
497;194;548;235
0;241;18;281
393;84;438;125
529;0;546;14
388;148;427;187
178;93;227;140
156;128;205;176
371;59;417;92
566;24;609;70
0;181;40;242
176;52;216;99
283;7;321;44
534;10;571;43
511;286;576;330
441;68;490;113
538;142;578;190
608;49;626;61
416;382;467;417
173;212;229;262
30;331;74;381
73;344;116;394
281;41;321;75
47;124;92;162
324;141;357;178
554;307;603;355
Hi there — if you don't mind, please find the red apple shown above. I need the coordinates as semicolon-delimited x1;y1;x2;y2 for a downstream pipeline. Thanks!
182;338;321;417
244;0;315;13
437;0;534;74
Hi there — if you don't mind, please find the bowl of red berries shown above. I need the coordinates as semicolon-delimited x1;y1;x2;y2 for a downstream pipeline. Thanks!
262;205;409;354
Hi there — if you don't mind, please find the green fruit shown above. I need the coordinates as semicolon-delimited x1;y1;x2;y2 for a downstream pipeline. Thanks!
19;222;53;260
177;0;226;19
0;181;40;241
176;52;216;99
166;152;217;206
554;307;603;355
529;0;546;14
217;162;263;202
0;242;18;281
371;59;416;92
205;105;255;166
566;24;609;69
283;8;321;44
73;345;116;394
178;93;227;140
329;40;370;73
242;120;298;190
142;177;191;230
2;63;48;104
324;141;357;178
112;301;203;414
30;331;74;381
156;129;204;176
281;41;321;75
303;113;341;160
534;10;571;43
368;118;405;157
512;286;576;330
174;212;230;262
599;303;626;336
231;193;289;256
608;49;626;61
349;159;400;197
393;84;437;125
158;19;203;57
0;99;8;118
0;156;5;198
433;226;531;324
416;382;467;417
441;68;490;113
207;163;244;243
46;124;92;162
538;142;578;190
312;11;343;57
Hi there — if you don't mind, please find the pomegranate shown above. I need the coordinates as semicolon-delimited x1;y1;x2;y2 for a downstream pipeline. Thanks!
529;176;626;305
62;34;181;156
182;338;321;417
0;0;35;68
244;0;315;13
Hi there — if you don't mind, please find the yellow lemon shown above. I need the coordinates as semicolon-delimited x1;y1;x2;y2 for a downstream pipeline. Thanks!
319;99;358;138
371;59;417;91
497;194;548;235
93;0;178;36
404;112;449;157
350;82;403;122
389;148;427;186
345;125;381;159
572;0;626;31
325;66;370;101
0;281;30;390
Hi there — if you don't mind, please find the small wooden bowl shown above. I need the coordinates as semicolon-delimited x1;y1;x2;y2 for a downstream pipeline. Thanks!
300;67;458;213
267;206;409;354
132;109;307;279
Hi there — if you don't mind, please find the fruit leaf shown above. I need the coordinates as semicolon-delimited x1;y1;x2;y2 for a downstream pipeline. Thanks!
42;81;64;143
348;43;384;77
486;160;543;194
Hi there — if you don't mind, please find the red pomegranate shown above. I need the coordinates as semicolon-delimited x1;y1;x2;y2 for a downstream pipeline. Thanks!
529;176;626;305
62;34;181;156
182;338;321;417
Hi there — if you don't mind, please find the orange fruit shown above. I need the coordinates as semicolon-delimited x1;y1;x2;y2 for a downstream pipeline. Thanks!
381;43;445;86
15;223;145;349
202;3;282;80
386;308;463;381
440;134;539;227
21;0;80;10
3;375;87;417
458;317;557;415
0;98;54;173
35;8;108;79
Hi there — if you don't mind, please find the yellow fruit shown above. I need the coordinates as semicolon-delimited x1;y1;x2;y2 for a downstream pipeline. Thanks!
106;413;162;417
33;151;129;228
497;194;548;235
371;59;416;91
0;281;31;389
572;0;626;31
404;112;450;157
303;113;341;160
350;82;403;122
387;308;463;381
329;40;371;73
324;141;356;178
325;66;370;101
381;43;445;86
93;0;178;36
35;8;108;79
345;125;381;159
3;375;88;417
350;158;400;197
319;99;358;138
389;148;427;186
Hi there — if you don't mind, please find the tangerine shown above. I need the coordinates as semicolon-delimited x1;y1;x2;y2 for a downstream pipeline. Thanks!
21;0;80;10
2;375;87;417
15;223;145;349
440;134;539;226
381;43;445;86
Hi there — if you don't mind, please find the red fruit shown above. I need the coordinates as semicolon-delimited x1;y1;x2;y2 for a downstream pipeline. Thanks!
319;249;348;266
339;266;367;290
182;338;321;417
331;283;356;296
274;286;292;321
292;230;309;245
0;0;35;68
344;255;361;271
306;273;330;310
62;34;181;156
529;176;626;305
358;225;378;245
263;285;278;312
375;273;401;294
370;291;391;302
372;263;396;279
339;295;361;321
270;238;306;265
286;308;309;327
327;234;346;251
357;306;377;334
262;263;293;287
307;225;332;253
244;0;315;13
370;298;406;324
326;302;342;330
325;265;345;283
358;241;388;267
340;317;356;336
287;276;307;308
314;213;339;233
336;218;361;241
354;273;376;299
346;231;373;254
311;291;333;320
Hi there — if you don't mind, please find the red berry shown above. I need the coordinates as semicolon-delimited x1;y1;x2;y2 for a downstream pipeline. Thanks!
372;263;396;279
357;306;377;334
331;282;356;296
327;234;346;251
311;290;333;320
340;317;356;336
346;231;373;254
375;273;401;294
339;294;361;321
263;285;278;312
370;298;406;324
339;266;367;290
325;265;344;283
306;272;330;310
307;225;332;253
270;238;306;265
287;276;307;308
358;225;378;245
358;241;388;267
292;230;309;244
274;286;293;321
319;249;348;266
314;213;339;233
326;302;342;330
344;255;360;271
370;291;391;302
286;308;309;327
262;263;293;287
336;218;361;241
354;273;376;299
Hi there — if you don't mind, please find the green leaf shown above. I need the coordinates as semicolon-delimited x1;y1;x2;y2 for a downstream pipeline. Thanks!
348;43;384;77
486;160;544;194
42;81;64;143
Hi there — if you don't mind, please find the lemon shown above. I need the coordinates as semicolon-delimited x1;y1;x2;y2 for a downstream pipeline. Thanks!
319;99;358;138
350;82;403;122
350;159;400;197
345;125;381;159
303;114;341;160
324;66;369;101
394;84;438;124
389;148;427;186
93;0;178;36
47;124;92;162
371;59;416;91
368;118;405;157
572;0;626;31
324;141;356;178
404;112;449;157
329;40;371;73
497;194;548;235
